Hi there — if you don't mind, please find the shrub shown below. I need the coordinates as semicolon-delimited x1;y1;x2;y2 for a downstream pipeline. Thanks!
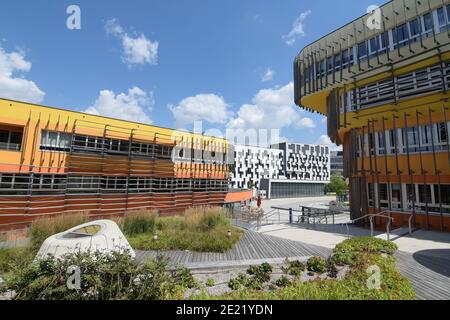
2;251;189;300
275;276;291;288
247;263;272;283
228;273;249;291
184;206;229;231
206;278;215;287
0;247;34;274
331;237;398;265
122;210;157;236
29;213;89;252
127;207;243;253
306;256;327;273
282;260;305;277
174;267;198;289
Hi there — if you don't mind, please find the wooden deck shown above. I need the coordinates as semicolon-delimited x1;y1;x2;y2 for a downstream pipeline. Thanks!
396;251;450;300
135;231;331;268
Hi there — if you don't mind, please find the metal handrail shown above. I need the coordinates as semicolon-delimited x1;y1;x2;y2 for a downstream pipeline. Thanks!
339;213;394;240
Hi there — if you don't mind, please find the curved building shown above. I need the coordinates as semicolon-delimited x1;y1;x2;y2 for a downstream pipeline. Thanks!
294;0;450;231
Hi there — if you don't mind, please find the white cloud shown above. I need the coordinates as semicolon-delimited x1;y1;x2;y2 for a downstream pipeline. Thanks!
261;68;275;82
227;82;315;131
296;117;316;129
0;46;45;103
283;10;312;46
315;134;343;151
105;19;159;66
169;93;231;128
85;86;154;124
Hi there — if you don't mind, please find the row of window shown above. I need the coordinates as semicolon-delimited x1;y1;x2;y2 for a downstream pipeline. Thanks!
340;62;449;112
302;5;450;83
367;182;450;214
0;174;228;194
40;130;229;164
358;121;449;157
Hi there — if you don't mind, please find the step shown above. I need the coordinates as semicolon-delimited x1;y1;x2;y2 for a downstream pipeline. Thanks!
375;227;414;241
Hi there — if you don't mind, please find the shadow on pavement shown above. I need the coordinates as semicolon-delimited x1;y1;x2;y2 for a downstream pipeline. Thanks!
413;249;450;277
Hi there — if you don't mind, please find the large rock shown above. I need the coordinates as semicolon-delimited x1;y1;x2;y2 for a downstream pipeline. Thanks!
35;220;135;260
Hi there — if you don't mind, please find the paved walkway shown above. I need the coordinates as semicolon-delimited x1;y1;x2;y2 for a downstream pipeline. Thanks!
135;231;331;269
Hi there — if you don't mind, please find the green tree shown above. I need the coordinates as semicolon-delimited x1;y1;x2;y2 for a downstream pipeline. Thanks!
325;174;347;196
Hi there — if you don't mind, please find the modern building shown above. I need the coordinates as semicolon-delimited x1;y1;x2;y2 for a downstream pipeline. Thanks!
0;98;251;230
330;151;344;175
294;0;450;231
230;142;330;199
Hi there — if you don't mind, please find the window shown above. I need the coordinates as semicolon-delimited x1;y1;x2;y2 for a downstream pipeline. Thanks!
409;18;422;43
388;130;397;155
402;127;419;153
422;13;434;37
377;131;385;155
418;184;432;204
0;126;23;151
391;184;402;209
342;48;353;68
378;184;389;208
357;41;368;62
436;122;449;151
434;185;450;206
393;23;409;48
40;131;72;152
369;36;380;56
334;53;341;71
437;5;450;32
326;56;333;74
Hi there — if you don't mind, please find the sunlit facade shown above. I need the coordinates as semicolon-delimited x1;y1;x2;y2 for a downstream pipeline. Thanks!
294;0;450;231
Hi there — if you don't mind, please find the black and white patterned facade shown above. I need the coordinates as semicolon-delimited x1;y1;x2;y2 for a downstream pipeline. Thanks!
278;142;331;182
230;145;284;189
230;143;330;190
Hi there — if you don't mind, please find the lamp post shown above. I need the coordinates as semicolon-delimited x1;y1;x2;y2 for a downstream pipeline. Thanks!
153;233;158;241
227;230;232;238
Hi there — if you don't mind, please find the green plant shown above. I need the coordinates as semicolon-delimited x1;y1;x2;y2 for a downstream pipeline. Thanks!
282;260;305;277
206;278;215;287
331;237;398;265
228;273;249;291
127;207;243;253
275;276;291;288
325;174;348;196
247;263;272;283
121;210;157;236
2;251;191;300
193;238;415;300
29;213;89;252
306;256;327;273
174;267;198;289
0;247;34;274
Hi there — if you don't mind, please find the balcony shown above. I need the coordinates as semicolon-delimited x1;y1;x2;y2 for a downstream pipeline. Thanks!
294;0;450;112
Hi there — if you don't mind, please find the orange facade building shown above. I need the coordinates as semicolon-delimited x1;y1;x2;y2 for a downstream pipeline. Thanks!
295;0;450;231
0;98;235;230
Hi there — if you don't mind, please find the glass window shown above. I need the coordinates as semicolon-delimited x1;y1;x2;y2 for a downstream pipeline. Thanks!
418;184;432;203
437;6;449;32
358;41;367;61
0;130;9;144
391;184;402;209
369;37;379;56
409;18;422;42
334;53;341;70
435;184;450;206
422;13;434;37
40;131;72;152
394;23;409;48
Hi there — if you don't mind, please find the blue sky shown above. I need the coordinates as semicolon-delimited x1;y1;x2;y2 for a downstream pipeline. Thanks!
0;0;384;147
